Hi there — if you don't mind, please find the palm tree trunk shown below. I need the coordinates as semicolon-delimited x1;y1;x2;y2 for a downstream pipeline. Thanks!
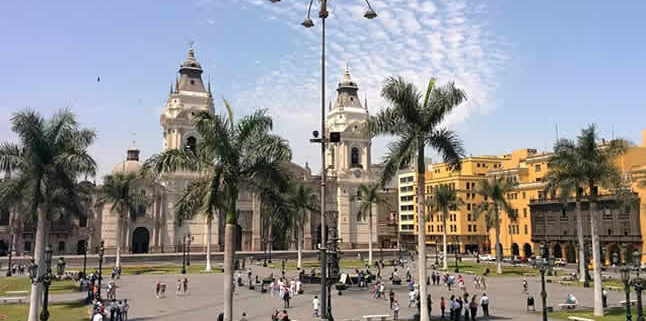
575;200;585;282
590;201;604;316
368;207;373;267
297;226;303;270
28;204;48;321
223;207;236;321
206;216;212;271
495;207;502;274
416;143;429;321
442;213;448;270
115;213;123;268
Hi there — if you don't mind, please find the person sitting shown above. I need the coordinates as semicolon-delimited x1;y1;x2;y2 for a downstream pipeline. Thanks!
566;294;578;305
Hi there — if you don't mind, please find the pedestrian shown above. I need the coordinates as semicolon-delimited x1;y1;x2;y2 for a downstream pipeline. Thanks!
183;278;188;295
176;279;182;296
380;283;386;301
116;300;124;321
155;280;161;298
456;297;463;321
313;295;320;317
393;299;400;320
389;289;396;309
92;307;105;321
448;295;456;321
218;313;224;321
408;289;416;307
283;288;291;308
480;293;489;316
280;310;289;321
469;296;478;321
440;296;446;319
160;282;167;298
109;299;117;321
427;294;432;319
240;312;248;321
122;299;129;321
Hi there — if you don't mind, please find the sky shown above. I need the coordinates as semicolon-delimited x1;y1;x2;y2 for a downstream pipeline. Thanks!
1;0;645;180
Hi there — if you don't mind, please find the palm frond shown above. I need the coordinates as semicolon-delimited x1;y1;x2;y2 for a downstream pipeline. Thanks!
425;128;465;171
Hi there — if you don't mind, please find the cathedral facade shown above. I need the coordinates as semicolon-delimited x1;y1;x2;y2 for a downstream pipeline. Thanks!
0;48;396;257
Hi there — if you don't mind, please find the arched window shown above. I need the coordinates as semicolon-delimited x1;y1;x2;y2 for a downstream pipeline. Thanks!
185;136;197;153
351;147;360;168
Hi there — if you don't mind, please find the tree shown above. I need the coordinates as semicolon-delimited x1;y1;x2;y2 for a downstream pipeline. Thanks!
142;102;291;321
425;184;464;270
289;184;318;270
0;109;96;321
352;183;391;267
173;176;225;271
96;173;149;268
473;176;517;274
368;76;466;321
546;124;628;316
544;164;587;283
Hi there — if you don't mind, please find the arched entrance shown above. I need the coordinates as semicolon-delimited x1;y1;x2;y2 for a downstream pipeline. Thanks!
511;243;520;257
0;240;7;256
565;243;576;263
608;243;620;265
523;243;532;258
235;224;243;252
76;240;87;255
132;227;150;254
553;243;563;258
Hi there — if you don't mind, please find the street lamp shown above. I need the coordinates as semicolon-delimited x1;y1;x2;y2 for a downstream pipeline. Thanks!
263;238;268;267
186;234;192;266
181;238;187;274
97;241;104;300
614;246;632;321
30;245;53;321
630;250;644;321
536;242;553;321
435;241;439;265
82;241;88;279
454;237;460;273
6;234;14;277
268;0;377;319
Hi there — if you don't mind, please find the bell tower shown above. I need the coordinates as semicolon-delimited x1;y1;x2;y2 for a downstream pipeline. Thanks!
160;46;214;152
326;64;371;174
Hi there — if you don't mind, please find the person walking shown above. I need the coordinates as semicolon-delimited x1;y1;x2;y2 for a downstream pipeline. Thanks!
393;299;400;320
389;289;396;309
183;278;188;295
109;299;117;321
155;280;161;298
176;279;182;296
469;296;478;321
312;295;320;317
408;288;416;308
283;288;291;308
240;312;248;321
426;294;432;320
480;293;489;316
440;296;446;319
122;299;129;321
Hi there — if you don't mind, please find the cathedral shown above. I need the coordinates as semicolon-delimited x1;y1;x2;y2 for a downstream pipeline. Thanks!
0;47;397;257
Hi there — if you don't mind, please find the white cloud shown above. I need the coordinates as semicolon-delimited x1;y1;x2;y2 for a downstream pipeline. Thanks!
230;0;506;170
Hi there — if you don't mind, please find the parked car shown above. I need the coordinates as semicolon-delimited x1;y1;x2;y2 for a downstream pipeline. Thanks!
479;254;495;261
554;258;567;267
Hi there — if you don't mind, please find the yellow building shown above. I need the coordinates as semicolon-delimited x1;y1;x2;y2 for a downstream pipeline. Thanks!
402;156;506;253
399;130;646;262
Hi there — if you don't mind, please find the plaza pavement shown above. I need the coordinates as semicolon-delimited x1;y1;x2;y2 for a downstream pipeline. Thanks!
45;262;640;321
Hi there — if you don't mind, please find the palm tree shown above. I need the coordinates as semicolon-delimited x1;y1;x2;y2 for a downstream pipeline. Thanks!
96;173;149;268
173;177;225;271
473;176;517;274
368;76;466;321
544;167;587;283
142;102;291;321
351;183;391;267
0;109;96;321
289;184;318;270
425;184;464;270
546;124;628;316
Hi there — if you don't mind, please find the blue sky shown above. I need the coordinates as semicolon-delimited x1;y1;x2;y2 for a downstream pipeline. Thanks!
1;0;644;179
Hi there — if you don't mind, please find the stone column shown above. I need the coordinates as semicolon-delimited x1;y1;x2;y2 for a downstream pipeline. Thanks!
251;193;263;251
304;210;313;250
337;186;353;249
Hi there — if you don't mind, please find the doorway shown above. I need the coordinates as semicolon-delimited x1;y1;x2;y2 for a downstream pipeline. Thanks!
132;227;150;254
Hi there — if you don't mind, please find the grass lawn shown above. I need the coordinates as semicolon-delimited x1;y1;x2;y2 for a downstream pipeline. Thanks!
549;307;646;321
435;261;538;277
265;259;368;271
68;264;222;276
0;278;78;296
0;301;90;321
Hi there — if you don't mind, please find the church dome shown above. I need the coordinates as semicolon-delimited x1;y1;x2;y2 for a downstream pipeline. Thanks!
111;146;143;174
180;47;202;70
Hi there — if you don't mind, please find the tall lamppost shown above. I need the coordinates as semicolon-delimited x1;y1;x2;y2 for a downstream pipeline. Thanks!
6;234;13;277
536;242;553;321
613;246;632;321
630;250;644;321
268;0;377;318
186;234;192;266
97;241;104;299
82;241;88;278
263;238;268;267
30;245;53;321
435;240;439;265
454;237;460;273
268;239;273;264
181;238;187;274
